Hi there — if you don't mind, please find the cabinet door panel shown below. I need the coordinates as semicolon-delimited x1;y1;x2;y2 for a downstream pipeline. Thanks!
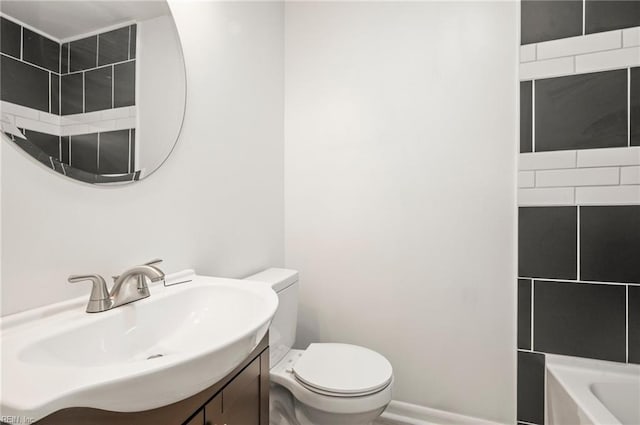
204;393;222;425
222;356;261;425
185;410;204;425
222;376;260;425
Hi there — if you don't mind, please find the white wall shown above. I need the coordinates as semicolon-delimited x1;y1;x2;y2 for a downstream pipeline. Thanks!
0;1;284;315
284;2;517;423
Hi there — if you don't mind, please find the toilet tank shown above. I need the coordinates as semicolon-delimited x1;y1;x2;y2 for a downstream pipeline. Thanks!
245;268;299;367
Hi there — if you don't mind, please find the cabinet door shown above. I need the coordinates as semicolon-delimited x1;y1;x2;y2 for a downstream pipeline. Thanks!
206;355;261;425
185;410;204;425
204;393;223;425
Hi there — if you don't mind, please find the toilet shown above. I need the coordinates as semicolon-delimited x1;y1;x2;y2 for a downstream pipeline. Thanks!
246;268;393;425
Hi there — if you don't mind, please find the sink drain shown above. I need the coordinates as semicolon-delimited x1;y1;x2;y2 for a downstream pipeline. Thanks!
147;354;164;360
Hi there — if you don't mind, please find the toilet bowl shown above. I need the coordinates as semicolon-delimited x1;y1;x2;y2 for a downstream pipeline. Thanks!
245;269;393;425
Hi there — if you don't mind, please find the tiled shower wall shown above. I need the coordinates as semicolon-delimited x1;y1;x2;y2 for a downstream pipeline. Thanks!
0;15;136;175
517;2;640;425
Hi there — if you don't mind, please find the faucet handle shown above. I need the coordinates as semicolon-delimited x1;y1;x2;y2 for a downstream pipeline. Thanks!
68;274;111;313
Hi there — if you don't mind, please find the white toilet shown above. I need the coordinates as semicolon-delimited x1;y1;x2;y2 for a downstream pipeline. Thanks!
246;268;393;425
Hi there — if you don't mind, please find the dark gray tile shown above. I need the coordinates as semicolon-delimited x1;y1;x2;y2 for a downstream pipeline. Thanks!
61;136;70;164
85;66;112;113
22;28;60;73
129;25;137;59
585;0;640;34
521;0;582;44
518;279;532;350
0;55;49;112
521;81;532;153
63;165;99;184
535;70;627;152
518;351;545;424
519;207;577;280
630;286;640;364
61;73;84;115
1;17;21;59
51;73;59;115
581;206;640;284
114;61;135;107
61;43;69;74
130;129;136;172
10;132;53;168
632;67;640;146
70;133;98;174
23;129;59;160
534;280;626;362
69;36;97;72
99;129;130;174
98;26;130;66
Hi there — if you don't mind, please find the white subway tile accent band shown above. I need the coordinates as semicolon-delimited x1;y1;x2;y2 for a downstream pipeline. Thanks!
518;187;575;206
536;30;621;61
519;26;640;80
15;117;60;136
1;101;39;120
623;27;640;48
519;171;535;188
1;101;137;138
621;166;640;185
535;167;619;187
575;46;640;73
520;57;574;81
520;44;536;63
519;151;577;170
576;147;640;167
518;148;640;205
575;185;640;205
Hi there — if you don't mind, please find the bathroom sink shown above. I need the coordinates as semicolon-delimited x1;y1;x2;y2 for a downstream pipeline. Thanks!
0;273;277;421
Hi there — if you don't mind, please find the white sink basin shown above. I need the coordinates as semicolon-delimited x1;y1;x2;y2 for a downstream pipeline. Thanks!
0;273;277;421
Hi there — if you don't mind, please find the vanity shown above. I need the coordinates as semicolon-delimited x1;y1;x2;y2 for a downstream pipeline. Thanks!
34;334;270;425
0;273;278;425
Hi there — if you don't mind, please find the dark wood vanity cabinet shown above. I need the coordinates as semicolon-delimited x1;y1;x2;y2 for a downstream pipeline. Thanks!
35;334;269;425
189;346;268;425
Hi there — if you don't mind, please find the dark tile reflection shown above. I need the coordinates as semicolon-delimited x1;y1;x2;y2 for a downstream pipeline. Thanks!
0;55;49;112
23;28;60;73
70;36;97;72
70;133;98;174
99;129;130;174
61;73;84;115
98;27;130;66
114;61;135;107
85;66;112;112
1;17;21;59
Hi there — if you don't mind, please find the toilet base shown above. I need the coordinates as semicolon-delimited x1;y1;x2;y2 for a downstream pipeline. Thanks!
271;383;386;425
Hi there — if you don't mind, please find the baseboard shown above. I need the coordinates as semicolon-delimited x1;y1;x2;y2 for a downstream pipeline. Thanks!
374;400;508;425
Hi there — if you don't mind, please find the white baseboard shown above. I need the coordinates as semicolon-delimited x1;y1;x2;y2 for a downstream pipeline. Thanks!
374;401;508;425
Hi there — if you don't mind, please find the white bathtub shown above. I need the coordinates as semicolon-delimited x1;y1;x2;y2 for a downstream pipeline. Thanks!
547;355;640;425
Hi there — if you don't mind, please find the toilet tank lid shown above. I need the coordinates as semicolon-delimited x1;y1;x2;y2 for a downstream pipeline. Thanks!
245;268;299;293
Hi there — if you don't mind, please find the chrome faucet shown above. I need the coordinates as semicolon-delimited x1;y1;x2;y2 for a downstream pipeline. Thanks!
69;259;165;313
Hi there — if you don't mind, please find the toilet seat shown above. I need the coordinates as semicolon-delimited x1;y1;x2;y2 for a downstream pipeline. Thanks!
270;347;393;416
293;343;393;397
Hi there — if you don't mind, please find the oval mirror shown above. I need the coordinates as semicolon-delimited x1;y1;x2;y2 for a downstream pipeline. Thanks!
0;1;186;184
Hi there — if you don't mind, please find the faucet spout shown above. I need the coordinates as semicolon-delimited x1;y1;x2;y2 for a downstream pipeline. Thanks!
110;264;165;308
